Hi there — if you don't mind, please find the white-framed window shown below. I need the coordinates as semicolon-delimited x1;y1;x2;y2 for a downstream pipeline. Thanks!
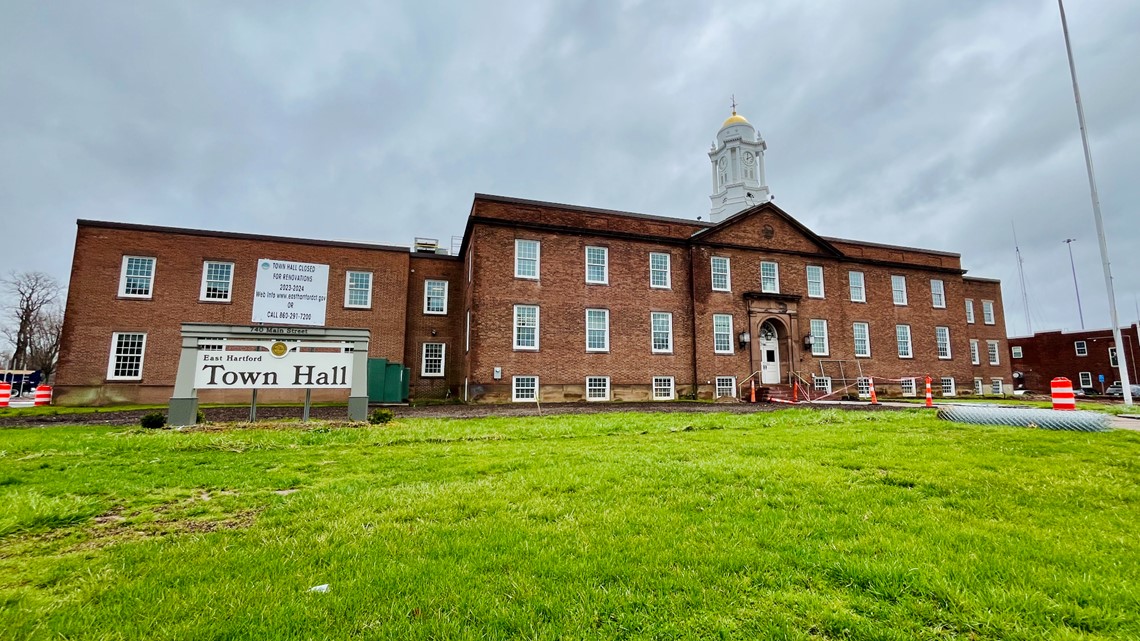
935;326;951;359
514;305;539;350
806;265;824;298
423;279;448;314
761;261;779;293
585;246;608;284
810;319;829;356
891;275;907;306
713;314;734;354
965;299;975;324
1011;346;1023;359
715;376;736;399
107;332;147;380
345;271;372;308
651;312;673;354
465;310;471;353
853;322;870;358
515;239;540;279
586;308;609;352
856;377;871;399
987;340;1000;365
900;378;916;397
421;343;445;377
512;376;538;402
813;376;832;394
650;252;671;289
119;256;156;298
931;279;945;308
711;256;731;292
586;376;610;401
652;376;675;400
1075;340;1088;356
200;261;233;302
974;378;985;395
941;377;956;397
970;339;980;365
849;271;866;303
991;378;1003;395
896;325;912;358
982;300;995;325
1109;347;1119;367
1079;371;1093;388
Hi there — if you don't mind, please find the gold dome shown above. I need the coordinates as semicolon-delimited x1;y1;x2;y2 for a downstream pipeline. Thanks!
721;112;749;127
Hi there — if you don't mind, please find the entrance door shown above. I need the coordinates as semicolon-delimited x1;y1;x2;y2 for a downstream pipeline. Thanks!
759;321;780;384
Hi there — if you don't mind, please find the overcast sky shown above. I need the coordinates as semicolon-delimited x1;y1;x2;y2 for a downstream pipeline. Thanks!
2;0;1138;337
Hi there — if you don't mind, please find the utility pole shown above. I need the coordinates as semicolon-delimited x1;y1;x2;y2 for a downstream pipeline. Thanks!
1057;0;1131;406
1063;238;1084;329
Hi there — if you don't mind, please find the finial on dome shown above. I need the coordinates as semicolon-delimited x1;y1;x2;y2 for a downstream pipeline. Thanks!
730;94;738;115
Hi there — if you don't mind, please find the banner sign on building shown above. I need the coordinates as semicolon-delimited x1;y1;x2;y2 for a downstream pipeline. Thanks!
194;340;353;389
252;259;329;326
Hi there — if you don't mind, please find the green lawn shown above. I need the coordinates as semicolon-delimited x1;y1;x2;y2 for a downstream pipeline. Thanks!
2;410;1138;640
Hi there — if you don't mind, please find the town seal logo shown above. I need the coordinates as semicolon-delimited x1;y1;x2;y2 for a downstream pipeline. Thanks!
270;341;289;358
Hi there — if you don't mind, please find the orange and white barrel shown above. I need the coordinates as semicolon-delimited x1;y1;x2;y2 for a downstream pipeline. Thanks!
0;383;10;408
34;385;53;407
924;376;933;408
1051;377;1075;411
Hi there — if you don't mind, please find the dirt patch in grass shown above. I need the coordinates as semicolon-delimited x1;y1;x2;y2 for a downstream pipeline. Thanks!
70;508;259;551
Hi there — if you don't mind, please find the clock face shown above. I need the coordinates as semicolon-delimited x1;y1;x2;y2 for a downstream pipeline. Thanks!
743;152;755;166
718;157;728;170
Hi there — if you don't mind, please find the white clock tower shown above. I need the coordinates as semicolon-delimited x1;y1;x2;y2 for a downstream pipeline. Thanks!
708;106;769;223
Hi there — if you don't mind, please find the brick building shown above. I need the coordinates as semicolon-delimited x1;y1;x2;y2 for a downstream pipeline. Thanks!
1008;324;1139;393
54;110;1012;404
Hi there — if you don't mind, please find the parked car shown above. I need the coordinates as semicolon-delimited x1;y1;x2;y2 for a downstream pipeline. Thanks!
1105;383;1140;397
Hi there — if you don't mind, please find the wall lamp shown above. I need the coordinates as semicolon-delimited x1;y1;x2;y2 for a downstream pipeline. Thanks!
738;331;750;348
803;334;815;349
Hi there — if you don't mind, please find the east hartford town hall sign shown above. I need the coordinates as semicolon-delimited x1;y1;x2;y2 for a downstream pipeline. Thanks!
168;258;370;425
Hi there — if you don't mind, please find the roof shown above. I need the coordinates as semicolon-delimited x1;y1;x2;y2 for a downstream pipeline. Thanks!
77;219;411;253
471;193;712;228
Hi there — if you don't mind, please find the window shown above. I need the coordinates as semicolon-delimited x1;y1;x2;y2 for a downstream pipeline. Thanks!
806;265;824;298
345;271;372;308
119;256;156;298
711;257;731;292
974;378;985;395
586;309;609;352
586;376;610;401
465;311;471;353
987;340;1000;365
200;261;233;301
849;271;866;302
585;246;608;284
935;326;951;359
982;300;995;325
891;275;907;305
652;376;675;400
713;314;734;354
423;280;448;314
810;319;829;356
856;377;871;399
852;322;870;358
650;253;671;288
421;343;445;377
514;305;539;350
512;376;538;402
931;279;945;308
651;312;673;353
965;299;975;324
1109;347;1119;367
1079;371;1093;388
107;332;146;380
813;376;832;395
941;377;956;397
896;325;912;358
761;261;779;293
715;376;736;399
970;339;980;365
991;378;1003;395
1075;340;1088;356
515;240;540;279
1011;346;1023;359
900;378;916;397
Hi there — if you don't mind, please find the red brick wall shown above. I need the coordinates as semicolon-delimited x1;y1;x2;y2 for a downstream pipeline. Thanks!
1008;324;1139;392
403;254;464;399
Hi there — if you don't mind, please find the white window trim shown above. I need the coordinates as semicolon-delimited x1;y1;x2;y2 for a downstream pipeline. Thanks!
1075;340;1088;356
651;312;673;354
936;326;952;360
970;339;980;366
514;239;540;280
199;261;234;302
465;310;471;353
715;376;737;399
713;314;734;355
423;280;448;315
813;376;833;395
711;256;731;292
941;377;957;397
810;319;829;357
107;332;147;380
652;376;675;400
118;256;156;299
853;322;871;358
650;252;671;289
512;376;539;402
585;246;609;285
1109;347;1119;367
849;271;866;303
1079;371;1093;388
420;343;445;377
900;378;916;397
513;304;539;351
586;376;610;401
896;325;913;359
344;271;373;309
931;280;945;308
965;299;975;324
991;378;1004;395
982;300;995;325
974;378;985;396
585;308;610;353
1011;346;1023;359
891;275;908;306
856;377;872;399
761;261;780;294
806;265;825;299
987;340;1001;365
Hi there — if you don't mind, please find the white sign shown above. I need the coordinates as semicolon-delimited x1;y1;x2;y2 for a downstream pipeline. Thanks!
252;259;329;326
194;343;353;389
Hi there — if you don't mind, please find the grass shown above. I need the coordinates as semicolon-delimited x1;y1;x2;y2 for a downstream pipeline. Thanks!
891;396;1133;414
1;409;1138;640
0;401;348;419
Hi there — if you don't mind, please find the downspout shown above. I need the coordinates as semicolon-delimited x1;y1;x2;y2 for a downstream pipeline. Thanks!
689;245;699;399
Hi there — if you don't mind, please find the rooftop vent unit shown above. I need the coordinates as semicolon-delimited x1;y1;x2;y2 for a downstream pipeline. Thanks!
414;237;441;254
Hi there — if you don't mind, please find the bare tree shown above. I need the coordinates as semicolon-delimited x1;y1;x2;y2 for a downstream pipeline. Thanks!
2;271;63;373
